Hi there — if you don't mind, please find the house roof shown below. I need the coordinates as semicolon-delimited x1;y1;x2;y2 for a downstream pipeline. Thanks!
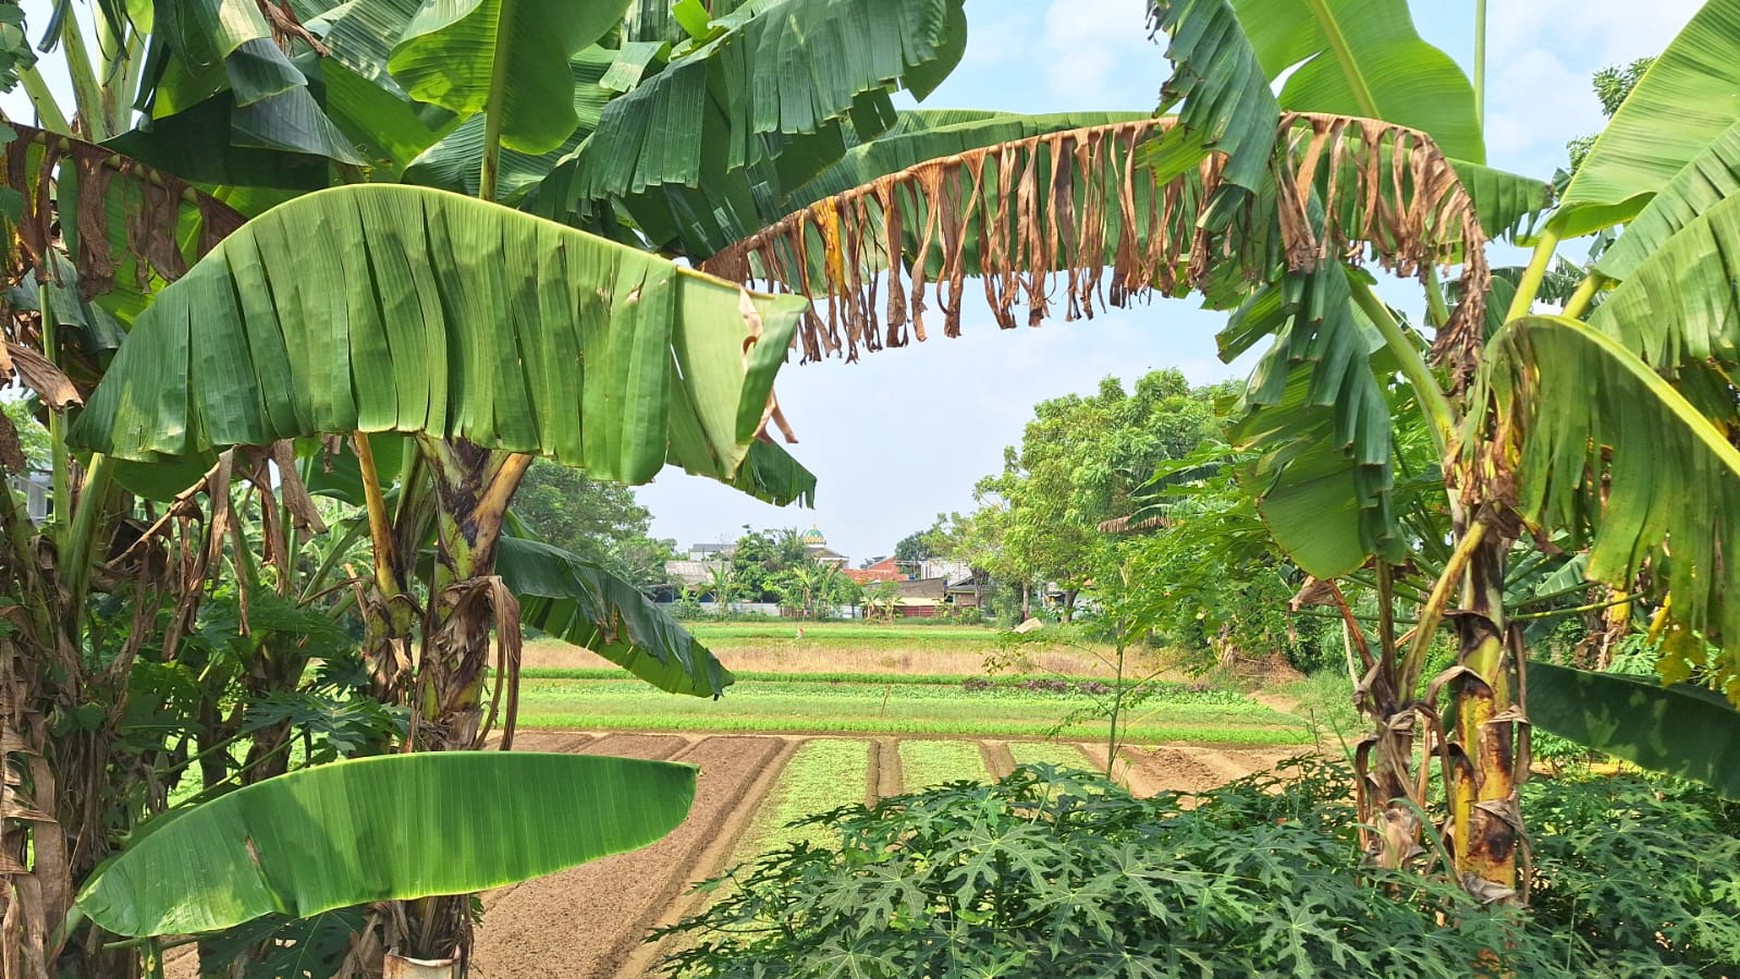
664;560;722;586
844;567;906;585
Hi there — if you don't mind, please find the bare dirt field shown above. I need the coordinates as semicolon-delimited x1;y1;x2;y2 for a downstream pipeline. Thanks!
471;731;1297;978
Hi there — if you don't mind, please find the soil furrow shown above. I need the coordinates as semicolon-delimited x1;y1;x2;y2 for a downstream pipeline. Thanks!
980;741;1016;780
873;738;903;800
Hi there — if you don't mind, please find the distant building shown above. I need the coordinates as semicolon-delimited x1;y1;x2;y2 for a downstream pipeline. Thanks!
799;525;848;568
844;554;905;586
6;469;51;524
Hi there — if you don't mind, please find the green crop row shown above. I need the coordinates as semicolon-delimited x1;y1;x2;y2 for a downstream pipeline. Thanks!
733;739;872;858
899;740;990;792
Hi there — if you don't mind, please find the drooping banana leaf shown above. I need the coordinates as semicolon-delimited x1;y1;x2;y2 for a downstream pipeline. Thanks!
1;124;244;331
1147;0;1279;209
1227;266;1401;578
76;752;696;936
387;0;626;154
67;184;813;504
1553;0;1740;237
1587;191;1740;369
497;535;732;697
1528;661;1740;799
528;0;965;255
1487;315;1740;702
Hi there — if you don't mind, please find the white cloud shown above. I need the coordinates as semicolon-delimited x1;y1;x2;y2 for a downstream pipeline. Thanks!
1489;0;1705;66
1037;0;1159;104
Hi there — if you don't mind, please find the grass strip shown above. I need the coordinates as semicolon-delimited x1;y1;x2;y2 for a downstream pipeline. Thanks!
1008;742;1096;771
516;714;1311;744
732;739;871;859
899;740;990;791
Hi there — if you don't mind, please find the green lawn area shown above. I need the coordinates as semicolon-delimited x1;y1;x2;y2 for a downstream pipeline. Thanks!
515;674;1310;744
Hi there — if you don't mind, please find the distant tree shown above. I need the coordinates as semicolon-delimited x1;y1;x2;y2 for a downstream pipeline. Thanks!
1;398;50;470
974;370;1221;622
513;460;675;592
894;531;933;565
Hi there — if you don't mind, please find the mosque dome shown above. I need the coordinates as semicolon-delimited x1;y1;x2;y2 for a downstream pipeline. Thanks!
800;525;827;546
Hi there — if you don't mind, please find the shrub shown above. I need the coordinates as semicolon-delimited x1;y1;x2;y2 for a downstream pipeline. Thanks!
659;762;1740;978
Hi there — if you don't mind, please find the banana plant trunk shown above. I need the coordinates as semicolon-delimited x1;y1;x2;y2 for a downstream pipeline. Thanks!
382;437;532;970
1446;529;1527;903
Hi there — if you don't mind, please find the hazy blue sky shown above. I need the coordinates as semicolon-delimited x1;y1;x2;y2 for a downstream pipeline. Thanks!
4;1;1706;564
640;0;1705;563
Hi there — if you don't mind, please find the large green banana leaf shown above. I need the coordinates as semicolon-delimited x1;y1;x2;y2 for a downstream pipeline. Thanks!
1587;191;1740;368
76;752;696;936
1149;0;1484;213
387;0;626;154
1228;0;1483;163
144;0;361;164
498;536;732;697
1226;266;1400;578
1593;122;1740;283
1554;0;1740;237
1528;661;1740;799
529;0;965;255
67;184;813;503
1488;316;1740;701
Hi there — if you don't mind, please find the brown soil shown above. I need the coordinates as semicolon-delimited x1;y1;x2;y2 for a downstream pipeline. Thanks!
872;738;903;800
980;741;1017;780
471;735;786;978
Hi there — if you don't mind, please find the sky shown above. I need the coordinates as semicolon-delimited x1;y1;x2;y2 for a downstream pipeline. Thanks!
2;0;1708;564
638;0;1706;563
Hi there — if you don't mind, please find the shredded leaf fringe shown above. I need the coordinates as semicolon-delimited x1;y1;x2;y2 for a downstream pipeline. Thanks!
703;113;1493;373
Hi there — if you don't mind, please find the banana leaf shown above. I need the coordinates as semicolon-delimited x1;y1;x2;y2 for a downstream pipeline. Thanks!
67;184;814;504
1528;661;1740;799
76;752;696;936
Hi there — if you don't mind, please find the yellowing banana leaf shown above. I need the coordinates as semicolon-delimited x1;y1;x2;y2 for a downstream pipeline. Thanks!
1488;315;1740;695
76;752;696;937
68;184;813;502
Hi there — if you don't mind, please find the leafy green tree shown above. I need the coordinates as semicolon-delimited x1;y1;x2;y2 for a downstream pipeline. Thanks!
513;460;675;592
976;371;1220;622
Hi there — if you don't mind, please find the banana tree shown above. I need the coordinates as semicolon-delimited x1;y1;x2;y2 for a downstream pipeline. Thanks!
666;0;1740;904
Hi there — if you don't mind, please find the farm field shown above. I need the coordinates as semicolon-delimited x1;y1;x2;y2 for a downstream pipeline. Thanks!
514;671;1310;744
450;625;1316;975
466;731;1301;978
